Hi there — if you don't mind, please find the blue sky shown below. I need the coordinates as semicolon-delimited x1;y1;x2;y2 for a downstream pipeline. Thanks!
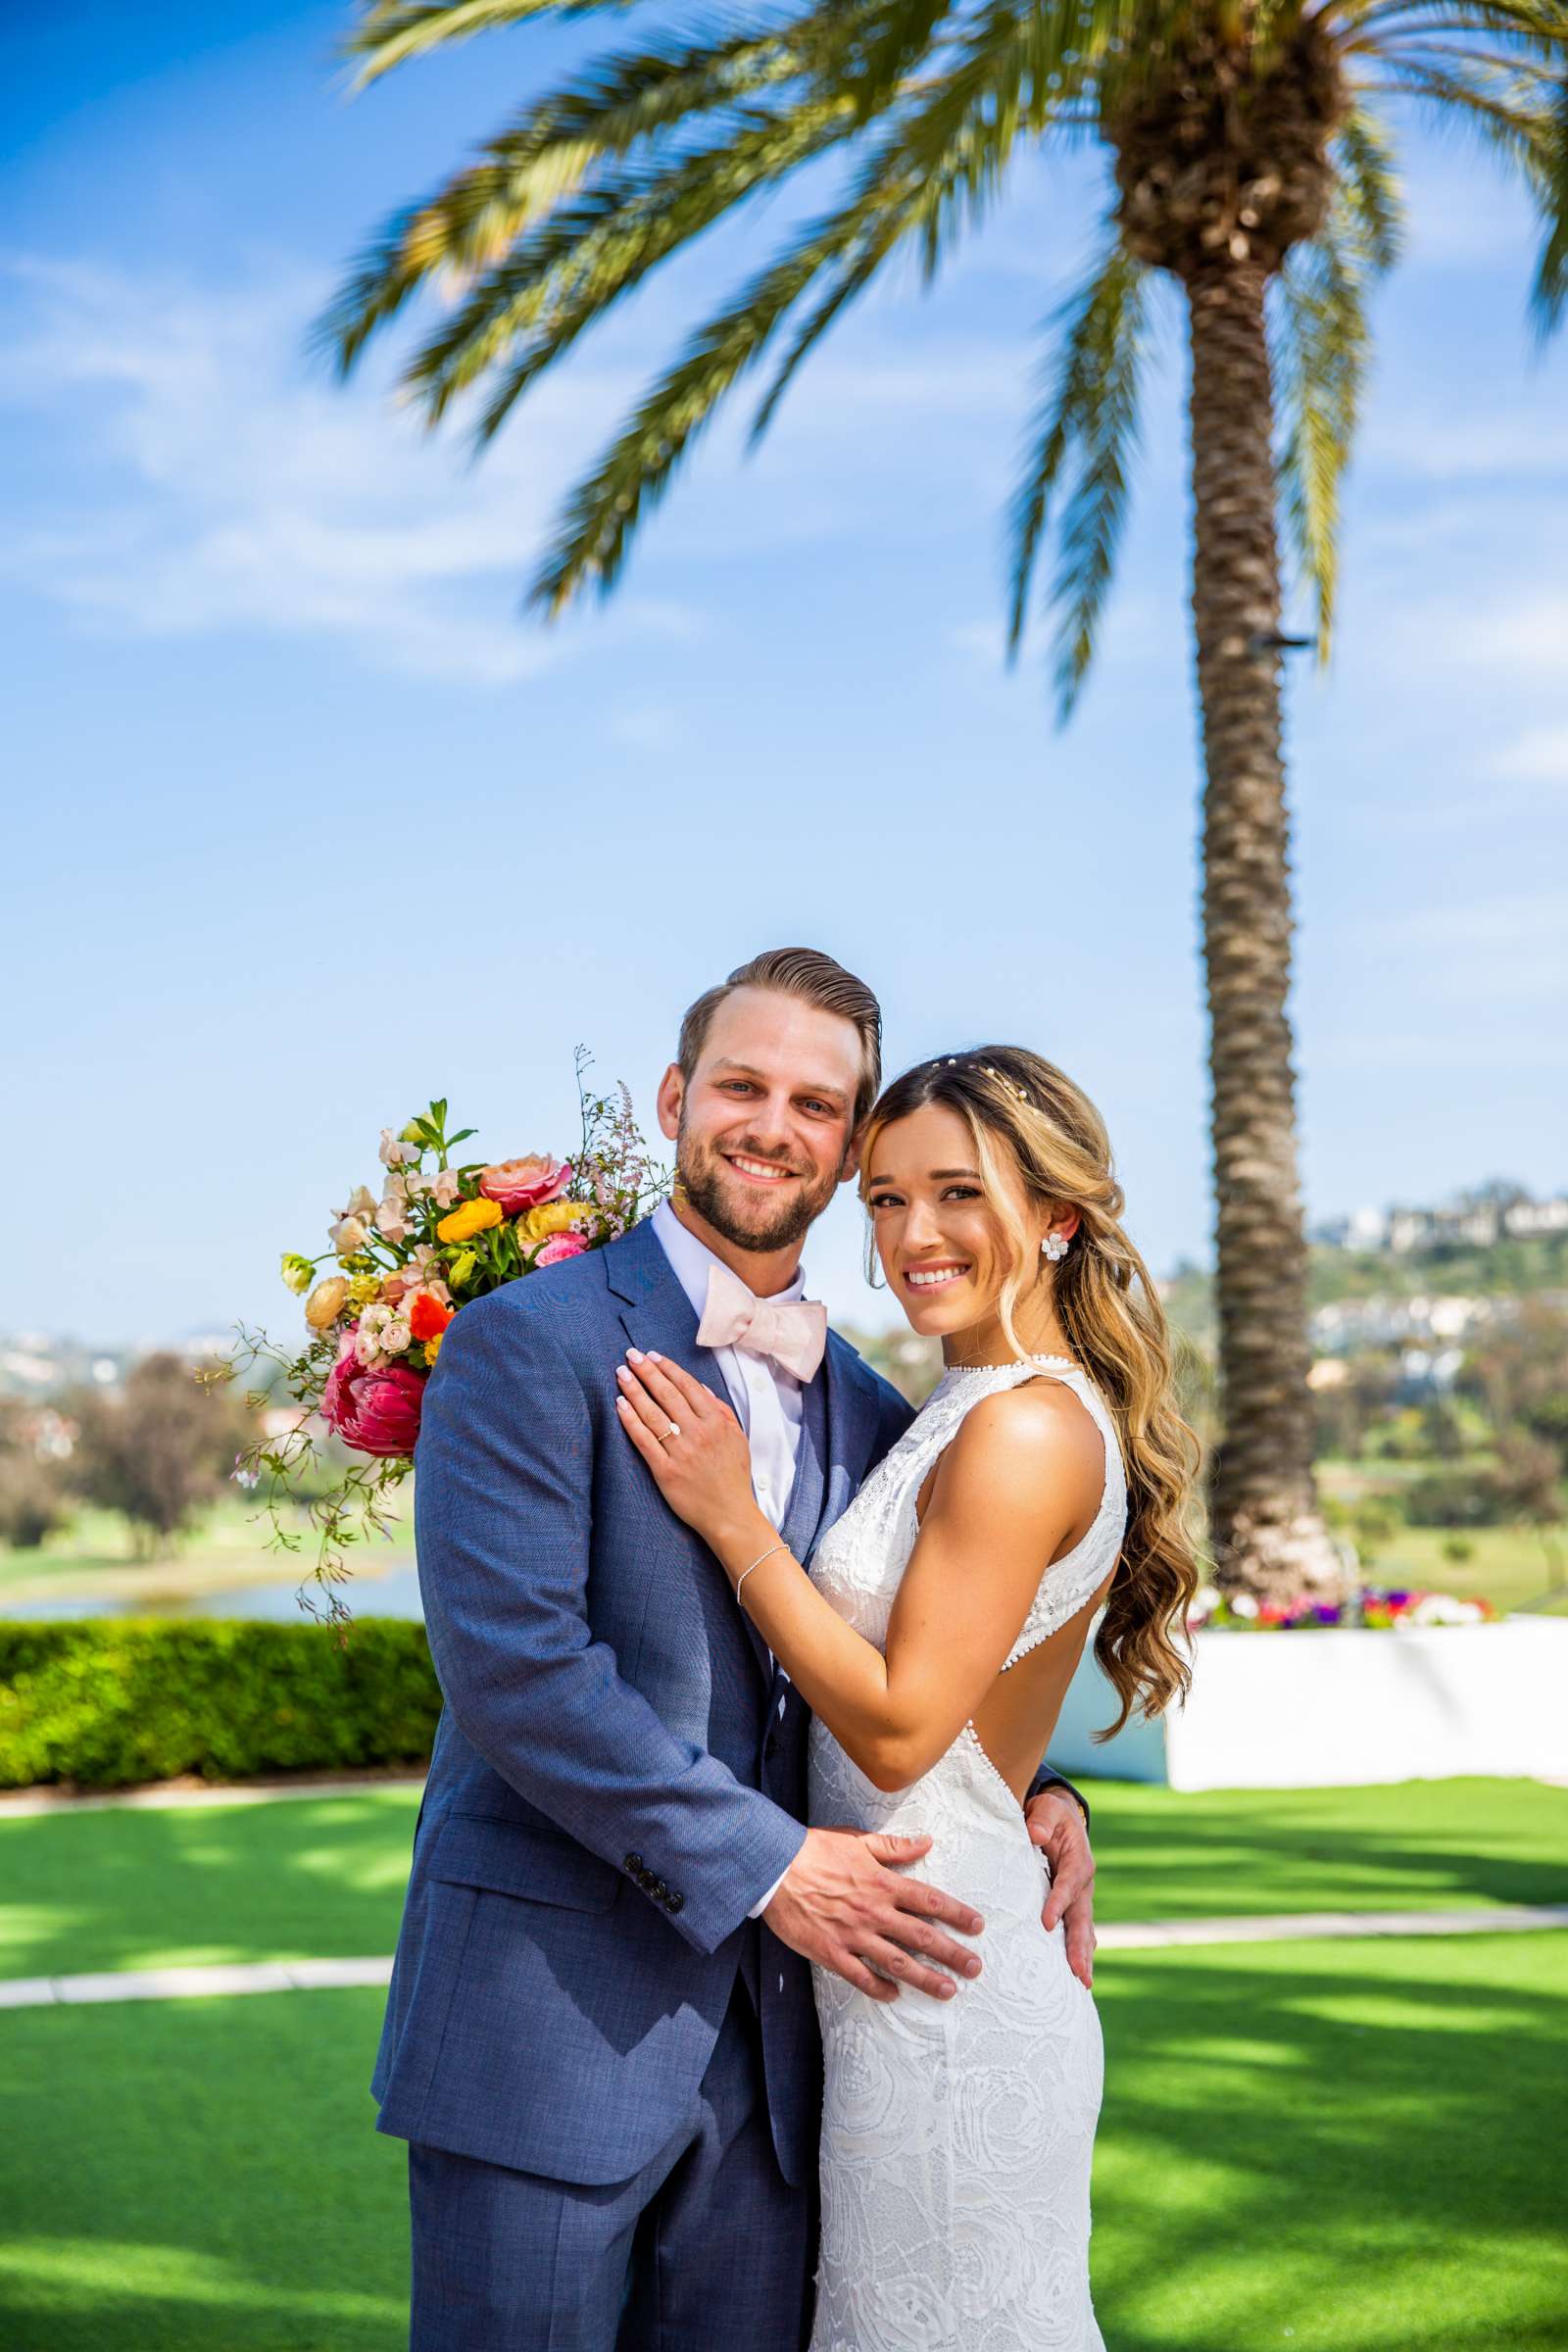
5;2;1565;1348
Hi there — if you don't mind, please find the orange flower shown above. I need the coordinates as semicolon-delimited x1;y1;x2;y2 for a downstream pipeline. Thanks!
408;1291;455;1344
436;1197;504;1245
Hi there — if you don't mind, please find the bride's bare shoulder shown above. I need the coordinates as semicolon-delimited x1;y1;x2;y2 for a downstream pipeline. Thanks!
935;1379;1104;1526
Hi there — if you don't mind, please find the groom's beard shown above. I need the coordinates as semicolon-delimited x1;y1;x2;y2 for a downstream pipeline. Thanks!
675;1114;843;1255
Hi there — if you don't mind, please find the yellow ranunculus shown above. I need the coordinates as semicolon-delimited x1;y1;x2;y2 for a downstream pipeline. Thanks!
518;1199;596;1243
422;1328;445;1365
304;1276;350;1332
347;1273;382;1307
437;1197;504;1245
280;1251;315;1295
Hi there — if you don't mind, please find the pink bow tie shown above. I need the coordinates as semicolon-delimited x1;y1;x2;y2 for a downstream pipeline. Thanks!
697;1261;828;1384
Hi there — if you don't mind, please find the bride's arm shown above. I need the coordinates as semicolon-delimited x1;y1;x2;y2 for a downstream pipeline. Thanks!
615;1348;1102;1794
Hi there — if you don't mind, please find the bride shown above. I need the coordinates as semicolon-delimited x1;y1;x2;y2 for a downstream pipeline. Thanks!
616;1046;1200;2350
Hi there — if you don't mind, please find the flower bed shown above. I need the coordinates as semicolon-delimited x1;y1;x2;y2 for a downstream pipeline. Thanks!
1188;1582;1497;1632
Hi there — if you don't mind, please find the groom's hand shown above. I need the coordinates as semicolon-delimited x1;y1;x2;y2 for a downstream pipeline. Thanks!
1025;1788;1097;1989
762;1827;984;2001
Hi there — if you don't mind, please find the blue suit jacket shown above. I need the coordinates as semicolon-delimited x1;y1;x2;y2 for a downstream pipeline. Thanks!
371;1217;911;2188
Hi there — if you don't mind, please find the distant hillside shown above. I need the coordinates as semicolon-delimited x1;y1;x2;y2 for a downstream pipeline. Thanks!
1161;1230;1568;1358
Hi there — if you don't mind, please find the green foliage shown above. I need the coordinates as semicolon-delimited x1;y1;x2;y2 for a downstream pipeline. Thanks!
317;0;1568;681
0;1619;441;1790
1273;109;1401;661
65;1354;258;1557
1311;1229;1568;1306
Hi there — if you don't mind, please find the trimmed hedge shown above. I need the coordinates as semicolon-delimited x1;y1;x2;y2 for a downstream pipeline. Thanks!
0;1618;442;1789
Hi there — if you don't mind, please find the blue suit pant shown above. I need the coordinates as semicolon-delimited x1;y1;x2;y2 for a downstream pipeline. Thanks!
408;1975;814;2351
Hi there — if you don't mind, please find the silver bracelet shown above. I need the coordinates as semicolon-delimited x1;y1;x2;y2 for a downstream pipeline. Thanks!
735;1542;788;1603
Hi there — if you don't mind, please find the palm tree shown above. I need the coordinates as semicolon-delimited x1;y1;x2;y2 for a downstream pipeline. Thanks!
318;0;1568;1597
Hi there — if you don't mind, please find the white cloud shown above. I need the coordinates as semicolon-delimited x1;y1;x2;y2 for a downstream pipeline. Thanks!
1360;888;1568;1006
1485;722;1568;785
0;255;699;686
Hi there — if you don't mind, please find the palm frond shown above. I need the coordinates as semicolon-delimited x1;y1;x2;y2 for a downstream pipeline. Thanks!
839;0;955;121
524;229;851;614
428;101;855;437
1528;68;1568;332
343;0;644;91
1271;107;1401;661
524;0;1112;603
1005;240;1151;721
315;8;855;376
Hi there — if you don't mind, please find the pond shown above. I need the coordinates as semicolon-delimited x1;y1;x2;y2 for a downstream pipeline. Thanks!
2;1563;426;1623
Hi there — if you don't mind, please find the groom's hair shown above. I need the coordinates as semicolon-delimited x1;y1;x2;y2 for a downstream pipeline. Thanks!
678;948;883;1128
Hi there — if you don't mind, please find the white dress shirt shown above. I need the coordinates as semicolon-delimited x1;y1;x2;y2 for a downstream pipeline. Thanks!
650;1200;807;1526
650;1199;810;1920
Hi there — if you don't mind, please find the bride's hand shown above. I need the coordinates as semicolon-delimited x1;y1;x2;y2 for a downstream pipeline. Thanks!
615;1350;759;1549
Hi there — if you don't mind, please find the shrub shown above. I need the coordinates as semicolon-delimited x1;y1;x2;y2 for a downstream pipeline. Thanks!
1402;1468;1507;1529
0;1618;442;1789
65;1353;260;1558
0;1455;71;1549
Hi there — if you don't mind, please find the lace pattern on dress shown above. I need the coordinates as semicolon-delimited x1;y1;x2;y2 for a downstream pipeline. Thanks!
805;1356;1124;2351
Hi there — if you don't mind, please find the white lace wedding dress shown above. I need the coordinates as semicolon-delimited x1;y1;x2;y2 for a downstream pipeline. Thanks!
806;1357;1127;2352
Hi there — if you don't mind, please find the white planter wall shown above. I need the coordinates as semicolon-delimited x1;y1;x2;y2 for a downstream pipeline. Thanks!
1050;1617;1568;1790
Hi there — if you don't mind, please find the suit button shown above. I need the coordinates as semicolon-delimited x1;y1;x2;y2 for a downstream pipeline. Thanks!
624;1852;644;1876
651;1877;668;1899
667;1891;684;1913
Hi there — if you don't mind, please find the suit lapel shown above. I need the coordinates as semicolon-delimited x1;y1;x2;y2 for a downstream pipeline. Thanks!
602;1221;776;1690
817;1331;876;1553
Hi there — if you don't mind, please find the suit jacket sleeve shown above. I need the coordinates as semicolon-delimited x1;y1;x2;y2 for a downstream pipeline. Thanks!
1025;1762;1091;1828
413;1291;806;1957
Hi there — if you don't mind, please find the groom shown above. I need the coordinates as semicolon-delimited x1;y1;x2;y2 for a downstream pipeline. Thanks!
373;947;1098;2350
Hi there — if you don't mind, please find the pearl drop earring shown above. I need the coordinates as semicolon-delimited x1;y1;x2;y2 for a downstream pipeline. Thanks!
1042;1231;1069;1262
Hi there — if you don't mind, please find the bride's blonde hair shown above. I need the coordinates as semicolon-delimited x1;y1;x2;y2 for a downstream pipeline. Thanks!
860;1048;1202;1737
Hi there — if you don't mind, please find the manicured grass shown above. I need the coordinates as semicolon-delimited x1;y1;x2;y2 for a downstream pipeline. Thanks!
0;1788;423;1980
2;1778;1564;1983
1092;1931;1568;2351
1314;1473;1566;1616
1082;1775;1568;1923
0;1989;406;2352
1361;1523;1566;1616
2;1934;1563;2352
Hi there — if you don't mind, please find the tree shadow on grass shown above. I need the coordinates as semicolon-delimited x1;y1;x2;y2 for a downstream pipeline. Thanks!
1088;1778;1568;1922
0;1989;406;2352
0;1791;422;1979
1090;1933;1568;2350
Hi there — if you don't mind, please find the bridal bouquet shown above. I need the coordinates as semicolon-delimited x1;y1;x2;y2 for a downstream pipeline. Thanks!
221;1052;666;1623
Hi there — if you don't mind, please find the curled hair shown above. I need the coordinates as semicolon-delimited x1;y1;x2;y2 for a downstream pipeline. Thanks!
861;1048;1202;1737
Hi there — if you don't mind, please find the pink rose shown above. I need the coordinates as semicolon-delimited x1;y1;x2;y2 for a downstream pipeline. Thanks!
535;1232;588;1266
321;1323;426;1458
478;1154;572;1215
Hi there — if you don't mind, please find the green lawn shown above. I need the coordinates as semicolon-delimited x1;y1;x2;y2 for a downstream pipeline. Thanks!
3;1778;1564;1984
1314;1470;1566;1616
2;1935;1562;2352
1;1782;1564;2350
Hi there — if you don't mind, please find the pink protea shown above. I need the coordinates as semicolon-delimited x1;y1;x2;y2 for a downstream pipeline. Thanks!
479;1154;572;1215
535;1232;588;1267
321;1323;425;1458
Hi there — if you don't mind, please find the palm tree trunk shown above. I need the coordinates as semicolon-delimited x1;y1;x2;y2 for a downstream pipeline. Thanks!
1185;257;1343;1599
